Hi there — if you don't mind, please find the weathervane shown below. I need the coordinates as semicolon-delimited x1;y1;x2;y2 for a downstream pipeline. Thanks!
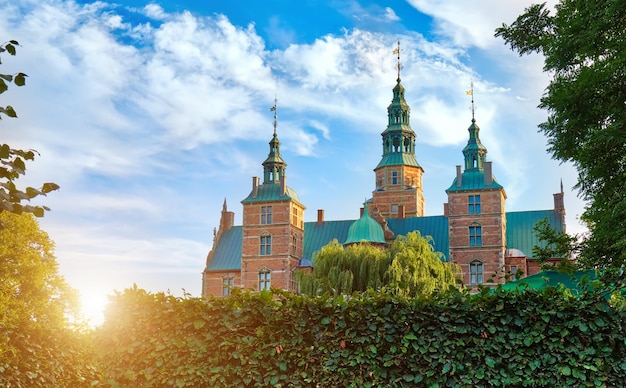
270;96;277;135
392;39;401;82
466;79;476;121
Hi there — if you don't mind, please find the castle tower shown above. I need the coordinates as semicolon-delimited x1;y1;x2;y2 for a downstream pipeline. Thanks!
240;100;305;292
371;41;425;219
445;86;507;286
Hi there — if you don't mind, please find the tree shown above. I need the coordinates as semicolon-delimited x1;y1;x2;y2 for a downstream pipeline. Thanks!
297;231;459;297
495;1;626;269
0;212;101;385
385;231;459;297
1;40;59;216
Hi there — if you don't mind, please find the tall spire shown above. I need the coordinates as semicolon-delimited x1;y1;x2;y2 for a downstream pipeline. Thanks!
462;82;487;171
375;40;419;170
262;97;286;184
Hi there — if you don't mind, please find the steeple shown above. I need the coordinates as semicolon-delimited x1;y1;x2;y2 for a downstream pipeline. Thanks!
371;40;425;219
262;97;286;184
462;82;487;172
376;40;420;171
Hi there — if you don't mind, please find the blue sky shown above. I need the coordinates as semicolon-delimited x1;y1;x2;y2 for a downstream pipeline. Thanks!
1;0;580;323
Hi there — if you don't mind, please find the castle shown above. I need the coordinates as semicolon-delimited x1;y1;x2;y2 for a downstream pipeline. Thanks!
202;65;566;297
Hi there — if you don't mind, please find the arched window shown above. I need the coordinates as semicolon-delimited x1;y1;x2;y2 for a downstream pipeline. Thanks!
259;267;271;291
470;260;483;285
469;223;482;246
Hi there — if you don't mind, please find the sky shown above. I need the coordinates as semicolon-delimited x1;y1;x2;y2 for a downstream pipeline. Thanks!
1;0;583;324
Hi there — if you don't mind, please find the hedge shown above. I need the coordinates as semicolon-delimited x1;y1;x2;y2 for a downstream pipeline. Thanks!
94;285;626;387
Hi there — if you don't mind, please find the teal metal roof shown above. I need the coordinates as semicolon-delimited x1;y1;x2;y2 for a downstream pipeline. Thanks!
205;226;242;271
205;210;565;272
446;170;504;192
387;216;450;261
500;270;596;293
505;210;564;257
303;220;354;263
343;207;386;245
241;183;303;205
375;153;421;169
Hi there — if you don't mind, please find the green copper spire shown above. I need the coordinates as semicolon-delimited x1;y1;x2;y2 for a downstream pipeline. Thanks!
262;98;286;184
462;83;487;171
376;41;420;170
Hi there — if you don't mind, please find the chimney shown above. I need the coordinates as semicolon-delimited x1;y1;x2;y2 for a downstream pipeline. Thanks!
317;209;325;224
281;175;287;196
443;202;449;216
223;211;235;231
553;184;566;232
484;162;493;185
456;165;462;187
252;176;259;198
398;205;405;219
360;207;364;217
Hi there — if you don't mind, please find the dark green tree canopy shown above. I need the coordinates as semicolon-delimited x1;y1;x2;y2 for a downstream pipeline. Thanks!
495;1;626;268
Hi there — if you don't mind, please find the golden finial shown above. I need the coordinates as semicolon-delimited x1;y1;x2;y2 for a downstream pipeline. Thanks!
465;79;475;122
270;95;277;135
392;39;401;82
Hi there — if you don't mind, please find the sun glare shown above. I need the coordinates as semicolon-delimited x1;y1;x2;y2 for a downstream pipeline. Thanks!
80;290;110;327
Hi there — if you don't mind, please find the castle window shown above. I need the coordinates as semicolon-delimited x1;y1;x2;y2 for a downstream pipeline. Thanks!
469;224;482;246
392;172;398;185
470;261;483;284
260;235;272;255
292;207;298;225
469;195;481;214
510;265;518;281
261;206;272;224
222;276;234;296
391;204;399;213
259;268;271;291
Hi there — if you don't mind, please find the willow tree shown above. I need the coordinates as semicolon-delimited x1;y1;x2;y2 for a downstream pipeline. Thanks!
297;232;458;297
297;240;388;296
385;231;459;297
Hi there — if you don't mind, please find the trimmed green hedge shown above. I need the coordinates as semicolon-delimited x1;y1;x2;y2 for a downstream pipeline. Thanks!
95;285;625;387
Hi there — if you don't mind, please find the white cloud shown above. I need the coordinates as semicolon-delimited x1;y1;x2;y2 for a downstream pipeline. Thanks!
384;7;400;22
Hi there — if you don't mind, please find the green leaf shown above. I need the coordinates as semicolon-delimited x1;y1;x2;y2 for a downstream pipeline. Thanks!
193;319;205;329
14;73;27;86
402;374;415;382
2;105;17;118
6;43;16;55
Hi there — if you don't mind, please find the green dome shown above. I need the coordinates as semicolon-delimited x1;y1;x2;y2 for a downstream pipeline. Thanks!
344;204;386;245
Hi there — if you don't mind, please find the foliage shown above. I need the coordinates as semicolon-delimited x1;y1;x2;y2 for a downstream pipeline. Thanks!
385;232;458;297
0;212;101;386
296;232;459;297
0;40;59;217
495;1;626;269
532;218;580;274
95;282;626;387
